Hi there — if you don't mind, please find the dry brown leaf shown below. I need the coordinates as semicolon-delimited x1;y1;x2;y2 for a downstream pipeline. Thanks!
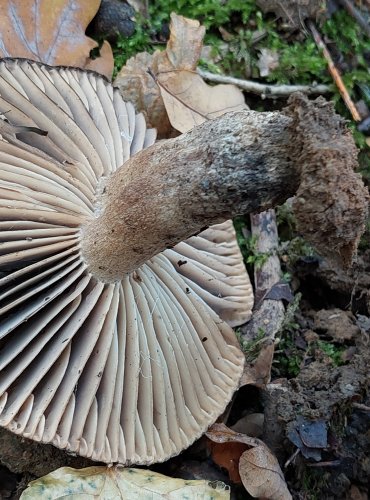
156;14;246;133
84;40;114;78
206;424;258;483
0;0;114;78
114;12;246;136
239;340;275;388
239;445;292;500
158;70;246;133
207;424;291;498
209;442;248;483
165;15;205;70
114;51;172;137
206;423;258;448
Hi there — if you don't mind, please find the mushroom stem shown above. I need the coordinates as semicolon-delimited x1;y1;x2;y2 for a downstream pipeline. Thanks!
81;110;298;281
81;94;367;282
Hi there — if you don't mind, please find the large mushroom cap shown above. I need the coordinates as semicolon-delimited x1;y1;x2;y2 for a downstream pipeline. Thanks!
0;59;253;464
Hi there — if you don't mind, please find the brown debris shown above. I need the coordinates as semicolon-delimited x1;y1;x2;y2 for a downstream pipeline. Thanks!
285;93;369;268
256;0;327;29
313;308;361;342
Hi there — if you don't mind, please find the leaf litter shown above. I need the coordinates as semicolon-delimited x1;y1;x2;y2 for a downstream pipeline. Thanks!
0;0;114;78
114;13;247;136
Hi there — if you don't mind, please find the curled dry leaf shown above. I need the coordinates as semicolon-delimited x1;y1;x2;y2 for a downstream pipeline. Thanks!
114;51;172;137
114;13;247;136
239;340;275;388
20;466;231;500
207;424;291;499
206;424;258;484
239;445;292;500
0;0;114;78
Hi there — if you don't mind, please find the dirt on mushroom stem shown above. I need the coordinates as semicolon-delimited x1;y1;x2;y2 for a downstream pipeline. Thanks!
81;93;368;283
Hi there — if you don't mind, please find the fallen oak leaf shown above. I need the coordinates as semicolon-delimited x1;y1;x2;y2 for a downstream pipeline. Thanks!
239;445;292;500
0;0;114;78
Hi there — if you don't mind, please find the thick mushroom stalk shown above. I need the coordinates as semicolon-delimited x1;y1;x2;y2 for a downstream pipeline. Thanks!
82;95;368;282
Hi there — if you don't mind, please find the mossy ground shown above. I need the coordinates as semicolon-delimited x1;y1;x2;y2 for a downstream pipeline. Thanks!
112;1;370;173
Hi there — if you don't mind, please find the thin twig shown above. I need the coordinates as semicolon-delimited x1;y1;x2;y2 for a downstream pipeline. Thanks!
353;402;370;411
307;460;342;468
197;68;331;97
337;0;370;38
284;448;300;468
307;20;362;122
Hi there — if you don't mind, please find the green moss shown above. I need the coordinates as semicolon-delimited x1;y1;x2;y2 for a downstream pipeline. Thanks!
274;293;303;377
235;327;266;361
315;340;345;366
113;18;153;76
111;2;369;191
233;216;271;270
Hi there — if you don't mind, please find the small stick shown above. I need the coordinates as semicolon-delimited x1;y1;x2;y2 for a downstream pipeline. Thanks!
284;448;300;468
307;20;362;122
241;209;286;344
353;402;370;411
307;460;342;468
197;68;331;97
337;0;370;38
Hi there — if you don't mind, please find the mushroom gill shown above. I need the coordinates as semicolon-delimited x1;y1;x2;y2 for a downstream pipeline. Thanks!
0;59;253;464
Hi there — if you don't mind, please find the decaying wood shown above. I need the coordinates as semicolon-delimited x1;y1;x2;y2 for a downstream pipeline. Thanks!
82;94;368;282
198;68;331;97
242;210;286;342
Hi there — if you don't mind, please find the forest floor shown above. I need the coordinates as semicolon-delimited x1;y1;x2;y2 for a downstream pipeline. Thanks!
1;0;370;499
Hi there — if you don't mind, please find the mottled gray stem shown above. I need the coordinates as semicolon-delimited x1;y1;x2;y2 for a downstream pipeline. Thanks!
81;110;299;282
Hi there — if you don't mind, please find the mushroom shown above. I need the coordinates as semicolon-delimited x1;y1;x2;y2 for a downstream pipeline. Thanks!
0;59;253;464
0;58;367;466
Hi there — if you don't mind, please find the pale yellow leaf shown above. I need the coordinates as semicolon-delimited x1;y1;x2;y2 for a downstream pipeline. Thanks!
239;445;292;500
20;466;231;500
